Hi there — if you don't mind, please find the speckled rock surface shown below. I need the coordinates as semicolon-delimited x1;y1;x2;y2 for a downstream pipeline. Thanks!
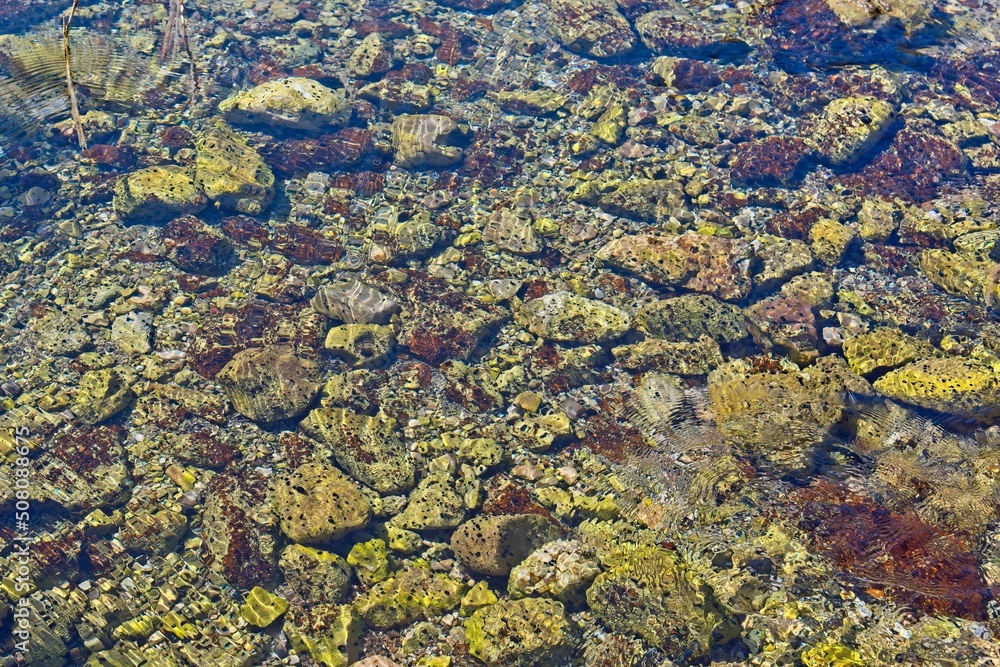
301;408;415;494
215;346;320;423
271;463;372;544
112;165;207;224
219;77;352;131
597;232;754;301
517;291;631;344
451;514;561;575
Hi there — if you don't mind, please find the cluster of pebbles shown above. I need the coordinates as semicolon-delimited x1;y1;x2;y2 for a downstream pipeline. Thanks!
4;0;1000;665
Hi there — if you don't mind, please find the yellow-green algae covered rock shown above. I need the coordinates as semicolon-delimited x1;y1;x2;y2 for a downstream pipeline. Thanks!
918;248;999;305
219;76;352;131
800;641;864;666
215;346;320;423
806;96;896;165
112;165;207;225
73;367;135;424
279;544;352;604
301;408;415;494
842;328;936;376
354;566;466;629
873;357;1000;417
271;463;371;543
240;586;289;627
517;291;631;344
708;355;872;471
347;538;394;584
809;218;856;266
495;89;568;115
611;336;723;374
194;119;275;214
585;543;738;660
465;597;578;667
283;603;364;667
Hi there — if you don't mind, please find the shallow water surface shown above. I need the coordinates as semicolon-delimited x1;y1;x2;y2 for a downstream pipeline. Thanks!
2;0;1000;665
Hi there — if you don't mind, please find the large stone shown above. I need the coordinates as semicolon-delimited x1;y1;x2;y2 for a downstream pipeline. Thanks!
348;33;393;78
111;312;153;355
398;276;510;364
546;0;634;59
507;540;600;605
219;77;352;131
635;294;746;342
806;96;896;166
311;280;399;324
597;178;685;223
354;566;466;629
34;311;91;356
73;367;135;425
271;463;371;544
451;514;561;576
215;346;320;423
280;544;353;604
586;544;738;661
465;598;578;667
390;471;468;531
162;215;234;275
597;232;754;301
391;114;471;169
632;5;749;59
517;291;631;344
708;355;872;471
283;604;364;667
873;357;1000;418
300;408;415;494
194;120;275;215
113;165;207;225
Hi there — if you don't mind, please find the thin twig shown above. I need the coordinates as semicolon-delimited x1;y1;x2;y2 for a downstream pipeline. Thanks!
176;0;199;96
62;0;86;150
161;0;199;98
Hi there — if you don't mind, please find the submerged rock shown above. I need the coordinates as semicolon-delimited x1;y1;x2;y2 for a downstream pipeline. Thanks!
300;408;415;494
873;357;1000;417
547;0;634;59
451;514;561;576
194;120;275;215
517;291;631;344
806;96;897;166
391;114;471;168
354;566;466;629
271;463;371;543
112;165;207;225
465;597;578;666
219;77;352;131
586;543;738;661
597;232;753;301
311;280;399;324
215;346;320;423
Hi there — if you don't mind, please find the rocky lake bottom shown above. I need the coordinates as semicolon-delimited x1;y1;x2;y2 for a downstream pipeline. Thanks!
3;0;1000;665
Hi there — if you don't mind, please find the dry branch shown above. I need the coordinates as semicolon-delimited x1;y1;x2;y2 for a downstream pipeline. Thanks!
62;0;86;149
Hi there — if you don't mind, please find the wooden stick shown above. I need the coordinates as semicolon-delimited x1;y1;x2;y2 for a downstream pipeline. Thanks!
176;0;199;96
62;0;86;150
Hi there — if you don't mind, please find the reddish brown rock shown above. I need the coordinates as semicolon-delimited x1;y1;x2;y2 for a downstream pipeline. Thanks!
163;215;234;276
262;128;374;177
202;466;279;589
190;300;326;378
837;128;966;202
796;479;990;620
596;232;754;301
729;136;808;186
